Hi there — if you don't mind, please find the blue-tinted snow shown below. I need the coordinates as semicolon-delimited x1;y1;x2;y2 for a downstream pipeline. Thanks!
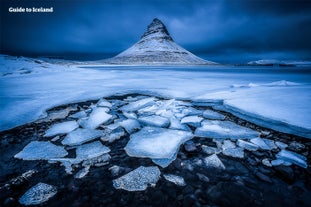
1;56;311;139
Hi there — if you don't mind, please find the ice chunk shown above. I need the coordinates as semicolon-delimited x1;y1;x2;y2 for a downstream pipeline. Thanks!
201;145;221;155
82;154;111;167
121;97;156;112
275;141;288;149
203;154;225;170
138;115;170;128
152;151;178;168
163;174;186;186
97;98;112;108
74;166;90;179
70;111;87;119
125;127;193;160
169;116;191;131
202;109;225;120
101;126;125;142
222;148;244;158
276;149;307;168
195;120;259;139
181;115;203;127
237;139;259;151
271;159;292;166
61;128;103;146
44;121;78;137
15;141;68;160
113;166;161;191
123;112;137;119
222;140;236;150
79;107;112;129
75;141;110;161
262;158;272;167
119;119;141;134
263;138;277;150
250;137;271;150
19;183;57;205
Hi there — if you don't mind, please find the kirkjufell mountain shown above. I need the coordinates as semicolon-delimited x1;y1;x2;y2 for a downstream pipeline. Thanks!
103;18;216;65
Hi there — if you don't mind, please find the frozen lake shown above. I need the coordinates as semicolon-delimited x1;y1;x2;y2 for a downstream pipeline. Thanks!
0;56;311;138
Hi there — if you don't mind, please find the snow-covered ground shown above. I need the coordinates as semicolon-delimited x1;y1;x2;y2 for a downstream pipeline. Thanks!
0;55;311;138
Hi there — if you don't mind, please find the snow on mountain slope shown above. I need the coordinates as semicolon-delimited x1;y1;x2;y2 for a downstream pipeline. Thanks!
103;18;216;65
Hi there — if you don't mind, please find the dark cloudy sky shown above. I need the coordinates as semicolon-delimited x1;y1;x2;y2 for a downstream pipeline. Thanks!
1;0;311;63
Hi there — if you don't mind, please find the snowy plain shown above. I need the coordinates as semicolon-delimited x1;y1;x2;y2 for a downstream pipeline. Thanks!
0;55;311;138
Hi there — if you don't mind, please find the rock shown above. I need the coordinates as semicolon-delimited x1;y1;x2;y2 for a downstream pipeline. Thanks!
184;140;197;152
254;171;272;183
196;173;210;182
274;165;295;183
288;141;305;152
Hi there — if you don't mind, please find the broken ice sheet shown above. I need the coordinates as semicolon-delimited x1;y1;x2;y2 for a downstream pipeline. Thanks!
119;119;141;134
221;140;244;158
163;174;186;186
79;107;112;129
75;141;110;161
61;128;103;146
237;139;259;151
203;154;226;170
250;137;272;150
125;127;193;162
15;141;68;160
202;109;225;120
113;166;161;191
97;98;112;108
138;115;170;128
19;183;57;205
69;110;87;119
276;149;307;168
201;145;221;155
101;126;125;142
195;120;259;139
180;115;203;127
44;121;78;137
121;97;156;112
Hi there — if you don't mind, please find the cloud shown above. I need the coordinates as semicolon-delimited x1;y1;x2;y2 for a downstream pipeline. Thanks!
1;0;311;62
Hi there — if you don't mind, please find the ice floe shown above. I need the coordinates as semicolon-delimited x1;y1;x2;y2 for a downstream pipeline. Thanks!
250;137;272;150
138;115;170;128
125;127;193;167
79;107;112;129
61;128;103;146
44;121;78;137
203;154;225;170
163;174;186;186
121;97;156;112
19;183;57;205
202;109;225;120
97;98;112;108
15;141;68;160
75;141;110;161
195;120;259;139
181;115;203;127
276;149;307;168
113;166;161;191
119;119;141;134
237;139;259;151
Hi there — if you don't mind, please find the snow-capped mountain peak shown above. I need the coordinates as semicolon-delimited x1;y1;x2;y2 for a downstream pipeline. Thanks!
103;18;216;65
140;18;173;42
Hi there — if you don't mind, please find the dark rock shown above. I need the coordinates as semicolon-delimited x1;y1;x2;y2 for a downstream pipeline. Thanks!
254;171;273;183
274;165;295;183
184;140;197;153
288;141;305;152
183;194;196;207
3;197;16;207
